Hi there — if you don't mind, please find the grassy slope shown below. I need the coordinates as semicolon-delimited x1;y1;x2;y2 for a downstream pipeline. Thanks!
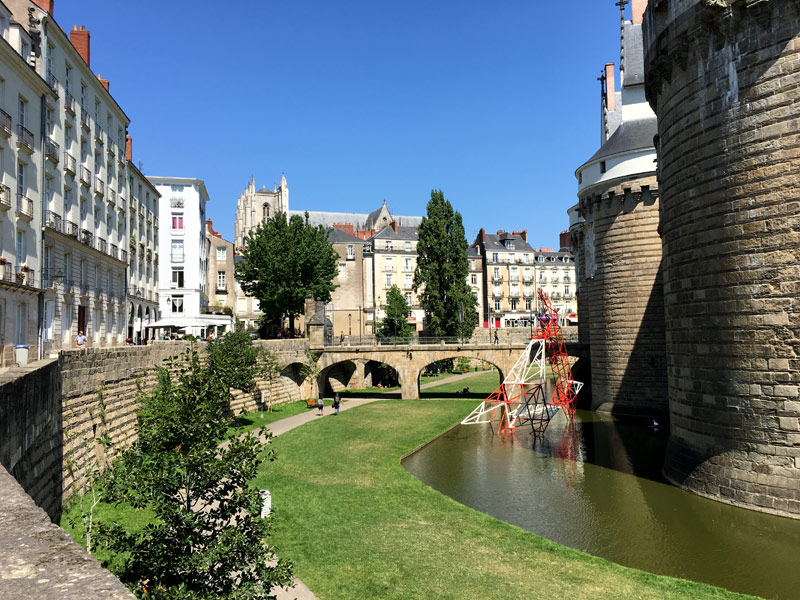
225;399;311;438
251;399;757;600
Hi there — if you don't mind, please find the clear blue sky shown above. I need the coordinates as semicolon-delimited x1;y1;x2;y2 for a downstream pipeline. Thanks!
55;0;623;247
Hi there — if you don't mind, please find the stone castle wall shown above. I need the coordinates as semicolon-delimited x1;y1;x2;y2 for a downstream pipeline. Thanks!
574;175;669;419
644;0;800;517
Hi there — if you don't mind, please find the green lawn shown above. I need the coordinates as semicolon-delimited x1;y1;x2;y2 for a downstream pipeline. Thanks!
225;399;311;438
421;369;502;397
253;399;757;600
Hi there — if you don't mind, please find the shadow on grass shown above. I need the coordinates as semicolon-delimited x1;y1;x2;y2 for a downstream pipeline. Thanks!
419;391;486;400
340;390;402;399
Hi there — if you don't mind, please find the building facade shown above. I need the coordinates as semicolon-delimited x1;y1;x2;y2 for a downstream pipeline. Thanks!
234;174;288;250
327;227;368;338
571;0;667;419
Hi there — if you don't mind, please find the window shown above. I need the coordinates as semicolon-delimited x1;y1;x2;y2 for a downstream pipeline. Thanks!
262;204;270;219
171;239;184;262
471;274;477;285
237;297;247;313
405;274;412;289
510;283;519;296
600;160;607;174
504;240;514;250
492;252;499;262
171;267;184;288
18;96;26;127
509;253;515;263
510;299;518;311
537;255;544;263
385;257;393;271
64;253;71;284
17;161;24;198
523;253;529;264
217;270;226;290
106;271;111;295
405;292;412;304
524;268;531;281
405;258;412;271
494;299;501;311
15;302;26;345
216;247;226;261
94;265;99;290
470;259;475;270
385;274;392;288
171;296;184;313
346;244;354;259
565;286;570;296
524;285;532;297
510;267;518;281
405;241;411;251
338;263;346;279
15;229;24;264
493;285;501;296
385;241;392;250
171;214;184;230
493;267;500;279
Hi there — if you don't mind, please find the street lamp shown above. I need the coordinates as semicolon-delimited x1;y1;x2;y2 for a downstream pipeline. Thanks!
348;313;352;336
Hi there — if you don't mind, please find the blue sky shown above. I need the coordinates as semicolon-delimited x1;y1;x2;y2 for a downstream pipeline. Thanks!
55;1;622;247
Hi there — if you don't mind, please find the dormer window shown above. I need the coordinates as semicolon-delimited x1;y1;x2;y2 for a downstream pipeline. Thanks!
504;240;514;249
537;255;544;263
386;241;392;250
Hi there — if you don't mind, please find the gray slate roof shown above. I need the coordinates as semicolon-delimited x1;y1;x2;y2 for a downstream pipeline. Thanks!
371;225;418;241
327;228;366;244
622;22;645;86
586;117;657;164
481;232;535;254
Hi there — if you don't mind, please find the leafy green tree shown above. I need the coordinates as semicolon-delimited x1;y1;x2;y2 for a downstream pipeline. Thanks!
97;348;292;599
413;190;478;338
235;211;339;331
377;285;414;340
206;330;261;397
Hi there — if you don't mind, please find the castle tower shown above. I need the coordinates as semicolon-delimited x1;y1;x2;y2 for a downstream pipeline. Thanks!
644;0;800;517
571;0;668;419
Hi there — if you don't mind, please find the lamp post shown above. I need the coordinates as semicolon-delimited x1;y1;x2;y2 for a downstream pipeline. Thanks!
348;313;352;336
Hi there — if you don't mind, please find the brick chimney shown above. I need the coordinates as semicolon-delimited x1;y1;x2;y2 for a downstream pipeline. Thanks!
479;227;485;243
604;63;615;112
559;230;573;251
70;25;90;67
97;74;109;92
391;220;398;233
125;134;132;161
512;229;528;242
631;0;647;25
31;0;54;15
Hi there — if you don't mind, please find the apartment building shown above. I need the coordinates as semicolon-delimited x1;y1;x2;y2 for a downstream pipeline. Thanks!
327;227;368;338
473;228;575;328
467;246;484;326
205;219;240;319
126;160;159;342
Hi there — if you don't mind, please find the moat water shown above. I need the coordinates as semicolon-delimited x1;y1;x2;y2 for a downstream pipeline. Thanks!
401;409;800;599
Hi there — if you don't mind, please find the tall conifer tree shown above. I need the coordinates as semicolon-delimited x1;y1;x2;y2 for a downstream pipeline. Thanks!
413;190;478;337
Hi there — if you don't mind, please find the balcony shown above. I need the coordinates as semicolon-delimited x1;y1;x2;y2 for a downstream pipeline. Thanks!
509;289;521;298
16;194;33;220
146;248;152;262
96;238;107;254
80;108;90;130
42;268;60;289
16;125;34;154
64;91;76;115
0;109;11;138
45;137;60;163
509;276;520;282
107;188;116;207
523;275;532;283
79;281;90;297
94;177;104;197
0;186;9;209
154;217;159;229
138;206;144;218
146;212;152;224
171;253;185;263
46;70;58;91
216;285;227;294
94;286;102;299
80;166;91;186
119;249;128;263
64;151;76;175
45;210;62;232
170;197;184;208
94;126;104;145
0;262;11;282
491;275;504;283
64;219;79;238
110;244;118;260
107;141;115;157
62;278;73;294
14;267;34;287
564;276;572;283
80;229;94;247
153;252;158;265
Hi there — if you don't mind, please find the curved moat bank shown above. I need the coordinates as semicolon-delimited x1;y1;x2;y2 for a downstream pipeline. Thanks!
402;410;800;600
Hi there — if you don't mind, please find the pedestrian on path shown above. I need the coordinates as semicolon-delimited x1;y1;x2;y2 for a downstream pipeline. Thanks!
317;392;324;416
493;330;499;345
333;393;341;416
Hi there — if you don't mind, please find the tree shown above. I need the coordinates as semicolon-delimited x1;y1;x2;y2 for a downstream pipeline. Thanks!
206;330;261;397
413;190;478;338
97;348;292;599
377;285;414;340
235;212;338;332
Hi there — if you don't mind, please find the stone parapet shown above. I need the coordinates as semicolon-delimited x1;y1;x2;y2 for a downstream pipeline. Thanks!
574;175;668;419
644;0;800;517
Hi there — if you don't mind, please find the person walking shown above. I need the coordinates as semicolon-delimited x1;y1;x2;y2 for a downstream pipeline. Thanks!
493;330;499;345
317;392;324;416
333;393;341;416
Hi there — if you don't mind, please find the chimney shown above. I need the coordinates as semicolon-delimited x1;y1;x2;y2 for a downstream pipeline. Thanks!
512;229;528;242
631;0;647;25
604;63;615;112
125;134;132;161
97;74;109;92
31;0;54;15
559;230;573;251
70;25;90;67
391;220;398;233
479;227;485;243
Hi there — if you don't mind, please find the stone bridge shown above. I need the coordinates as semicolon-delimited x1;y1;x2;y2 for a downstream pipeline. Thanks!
312;340;589;399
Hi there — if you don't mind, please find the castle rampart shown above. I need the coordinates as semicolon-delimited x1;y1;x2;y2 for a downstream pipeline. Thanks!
644;0;800;517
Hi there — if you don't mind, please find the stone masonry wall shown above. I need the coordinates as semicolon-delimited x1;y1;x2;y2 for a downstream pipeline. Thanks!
575;175;669;419
644;0;800;517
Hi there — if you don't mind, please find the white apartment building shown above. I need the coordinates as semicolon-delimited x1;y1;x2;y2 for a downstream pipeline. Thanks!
150;176;228;335
127;160;159;342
